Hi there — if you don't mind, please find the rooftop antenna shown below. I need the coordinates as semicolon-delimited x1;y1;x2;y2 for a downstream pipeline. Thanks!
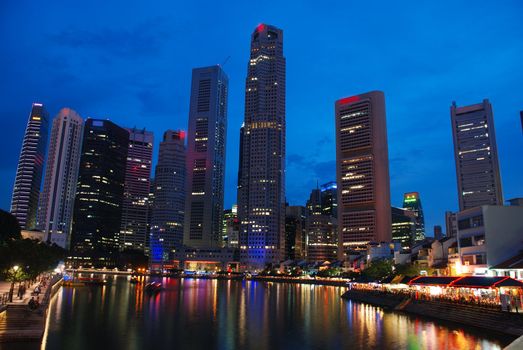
219;56;231;67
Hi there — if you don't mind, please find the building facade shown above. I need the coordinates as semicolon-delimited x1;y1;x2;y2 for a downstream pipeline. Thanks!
285;205;307;261
238;24;286;268
71;119;129;264
222;205;240;248
402;192;426;242
335;91;391;258
184;66;229;249
11;103;49;230
391;206;416;250
37;108;83;248
451;99;503;211
120;128;154;252
150;130;186;263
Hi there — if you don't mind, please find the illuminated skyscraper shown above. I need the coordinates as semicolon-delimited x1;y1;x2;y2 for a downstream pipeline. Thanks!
11;103;49;229
238;24;286;268
71;119;128;262
402;192;425;242
150;130;186;263
120;128;153;252
451;99;503;210
305;185;337;262
335;91;391;257
37;108;83;248
222;205;239;248
184;66;228;248
391;207;416;250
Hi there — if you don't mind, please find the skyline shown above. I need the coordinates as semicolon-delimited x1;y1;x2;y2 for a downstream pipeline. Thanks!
2;1;523;235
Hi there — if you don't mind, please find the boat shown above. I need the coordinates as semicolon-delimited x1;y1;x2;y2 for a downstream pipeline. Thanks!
145;282;162;293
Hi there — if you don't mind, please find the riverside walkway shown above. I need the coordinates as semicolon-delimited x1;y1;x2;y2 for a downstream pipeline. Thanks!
0;274;62;342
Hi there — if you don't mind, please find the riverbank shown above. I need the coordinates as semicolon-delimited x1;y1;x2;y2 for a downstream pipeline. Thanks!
0;275;63;342
342;289;523;337
249;276;348;286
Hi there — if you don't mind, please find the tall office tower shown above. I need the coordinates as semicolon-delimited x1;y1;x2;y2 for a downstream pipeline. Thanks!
306;214;337;263
391;207;416;250
335;91;391;258
451;99;503;210
37;108;83;248
320;181;338;218
120;128;153;252
306;187;322;216
445;211;458;238
145;179;155;255
150;130;186;263
402;192;425;242
433;225;443;240
71;119;128;261
238;24;286;268
285;205;307;261
222;205;240;248
11;103;49;230
184;66;229;248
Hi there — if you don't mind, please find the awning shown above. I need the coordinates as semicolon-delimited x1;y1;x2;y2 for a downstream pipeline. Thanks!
408;276;523;288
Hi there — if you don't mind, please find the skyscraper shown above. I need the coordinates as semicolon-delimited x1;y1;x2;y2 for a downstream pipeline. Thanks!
285;205;307;261
11;103;49;230
37;108;83;248
71;119;128;263
451;99;503;210
402;192;425;242
150;130;186;263
238;24;286;268
391;207;416;250
222;205;239;248
120;128;154;252
320;181;338;218
184;66;228;248
305;186;337;262
335;91;391;257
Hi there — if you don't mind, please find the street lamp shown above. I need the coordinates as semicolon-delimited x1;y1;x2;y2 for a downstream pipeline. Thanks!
8;265;21;302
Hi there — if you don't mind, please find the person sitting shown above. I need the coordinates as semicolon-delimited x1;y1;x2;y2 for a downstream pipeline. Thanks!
28;297;36;310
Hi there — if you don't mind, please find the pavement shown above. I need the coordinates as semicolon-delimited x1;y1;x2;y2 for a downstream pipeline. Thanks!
0;278;49;306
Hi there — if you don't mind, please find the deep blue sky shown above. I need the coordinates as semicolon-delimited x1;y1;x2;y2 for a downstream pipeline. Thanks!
1;1;522;235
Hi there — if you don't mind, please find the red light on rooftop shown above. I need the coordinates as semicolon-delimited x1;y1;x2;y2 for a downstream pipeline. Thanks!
179;130;186;139
256;24;266;32
338;96;360;105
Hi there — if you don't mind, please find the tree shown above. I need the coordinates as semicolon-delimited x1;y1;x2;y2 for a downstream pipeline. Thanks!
362;259;393;282
0;209;22;242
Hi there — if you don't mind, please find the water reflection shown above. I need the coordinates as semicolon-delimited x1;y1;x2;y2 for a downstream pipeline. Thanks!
4;277;510;350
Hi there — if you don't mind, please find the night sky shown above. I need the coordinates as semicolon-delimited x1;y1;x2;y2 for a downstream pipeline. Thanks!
1;1;522;235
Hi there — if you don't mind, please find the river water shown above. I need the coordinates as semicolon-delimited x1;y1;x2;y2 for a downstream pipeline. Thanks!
3;276;512;349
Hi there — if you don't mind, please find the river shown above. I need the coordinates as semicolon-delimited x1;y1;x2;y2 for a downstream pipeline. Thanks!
2;276;511;349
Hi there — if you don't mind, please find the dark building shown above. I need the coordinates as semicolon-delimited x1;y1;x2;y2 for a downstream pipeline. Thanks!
451;100;503;210
184;66;229;249
335;91;391;257
11;103;49;230
402;192;425;242
445;211;458;238
120;128;153;253
71;119;129;265
285;206;307;261
150;130;186;265
391;206;416;250
434;225;443;240
238;24;286;269
320;182;338;218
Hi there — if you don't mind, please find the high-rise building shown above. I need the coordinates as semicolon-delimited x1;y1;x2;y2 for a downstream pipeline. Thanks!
391;207;416;250
335;91;391;258
445;211;458;238
238;24;286;268
222;205;239;248
320;181;338;218
150;130;186;263
306;214;337;263
71;119;129;263
285;205;307;261
184;66;229;249
451;99;503;210
37;108;83;248
120;128;153;252
402;192;425;242
11;103;49;230
433;225;443;240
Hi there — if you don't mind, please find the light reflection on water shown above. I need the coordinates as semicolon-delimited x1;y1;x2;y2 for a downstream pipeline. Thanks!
3;276;511;350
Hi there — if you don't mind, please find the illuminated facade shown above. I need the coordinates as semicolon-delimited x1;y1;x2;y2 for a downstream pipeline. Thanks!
238;24;286;268
150;130;186;263
71;119;129;261
11;103;49;230
402;192;425;242
451;99;503;211
184;66;229;248
305;185;337;262
120;128;153;252
391;206;416;250
335;91;391;257
37;108;83;249
222;205;239;248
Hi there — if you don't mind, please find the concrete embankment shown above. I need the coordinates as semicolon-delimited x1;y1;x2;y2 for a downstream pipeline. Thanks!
342;289;523;337
0;277;63;342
